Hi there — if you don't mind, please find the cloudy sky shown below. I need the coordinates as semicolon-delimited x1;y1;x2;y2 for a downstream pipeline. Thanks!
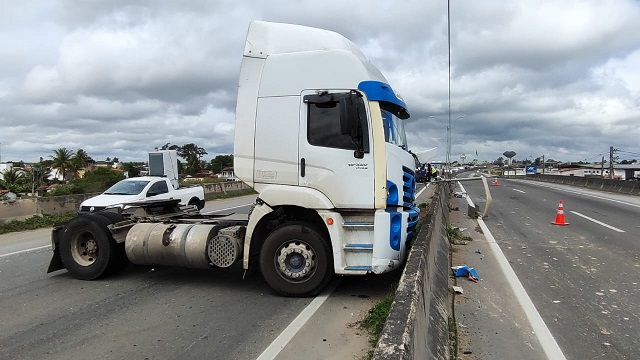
1;0;639;165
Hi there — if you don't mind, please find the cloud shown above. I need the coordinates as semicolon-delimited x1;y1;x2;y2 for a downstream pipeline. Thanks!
0;0;639;165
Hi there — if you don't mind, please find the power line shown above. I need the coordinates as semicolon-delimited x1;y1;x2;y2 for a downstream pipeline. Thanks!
615;149;640;157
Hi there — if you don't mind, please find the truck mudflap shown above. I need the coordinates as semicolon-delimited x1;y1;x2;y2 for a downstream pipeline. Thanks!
47;224;65;273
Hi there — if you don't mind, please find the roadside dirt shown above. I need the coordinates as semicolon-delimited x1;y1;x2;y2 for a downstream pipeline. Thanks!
448;202;478;360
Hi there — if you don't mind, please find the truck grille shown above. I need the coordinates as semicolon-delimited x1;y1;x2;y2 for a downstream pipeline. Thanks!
402;166;416;208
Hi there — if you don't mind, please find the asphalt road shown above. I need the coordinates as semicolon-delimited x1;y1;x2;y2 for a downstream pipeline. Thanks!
0;192;416;360
0;195;311;360
462;176;640;359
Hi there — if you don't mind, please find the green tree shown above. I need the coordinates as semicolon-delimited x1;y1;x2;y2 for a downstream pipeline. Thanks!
72;149;91;173
159;143;180;151
82;167;125;188
121;163;141;177
210;155;234;174
30;165;49;195
50;147;75;182
0;168;27;193
177;143;208;175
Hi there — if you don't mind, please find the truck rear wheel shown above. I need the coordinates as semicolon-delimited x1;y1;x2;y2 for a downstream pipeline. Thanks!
260;223;333;297
59;213;124;280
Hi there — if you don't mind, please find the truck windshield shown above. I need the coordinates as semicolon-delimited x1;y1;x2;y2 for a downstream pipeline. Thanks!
381;109;408;149
104;180;150;195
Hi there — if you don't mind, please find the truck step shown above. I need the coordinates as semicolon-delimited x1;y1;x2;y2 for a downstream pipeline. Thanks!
342;221;374;228
344;265;372;271
344;243;373;251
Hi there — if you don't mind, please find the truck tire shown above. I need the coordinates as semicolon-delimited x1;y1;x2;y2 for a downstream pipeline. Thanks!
59;213;123;280
260;223;333;297
189;197;204;210
93;211;129;275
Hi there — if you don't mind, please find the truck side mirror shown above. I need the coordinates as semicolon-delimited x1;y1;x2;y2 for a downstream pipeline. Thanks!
339;93;366;159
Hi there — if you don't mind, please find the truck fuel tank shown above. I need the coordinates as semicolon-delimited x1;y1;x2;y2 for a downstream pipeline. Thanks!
125;223;217;269
124;223;246;269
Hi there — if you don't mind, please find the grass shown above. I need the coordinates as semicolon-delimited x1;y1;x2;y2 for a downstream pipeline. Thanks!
449;316;457;333
360;292;395;360
446;224;473;242
0;212;77;235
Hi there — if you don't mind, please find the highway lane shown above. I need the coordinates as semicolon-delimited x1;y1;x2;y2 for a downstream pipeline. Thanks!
201;194;257;216
0;195;312;360
462;177;640;359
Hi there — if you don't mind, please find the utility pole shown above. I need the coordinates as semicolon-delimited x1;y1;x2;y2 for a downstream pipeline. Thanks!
542;155;545;174
609;146;614;179
601;156;604;177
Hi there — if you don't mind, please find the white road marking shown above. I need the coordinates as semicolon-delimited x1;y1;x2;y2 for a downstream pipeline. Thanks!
416;184;428;198
569;211;625;233
459;183;567;360
0;245;50;259
256;281;339;360
513;188;526;194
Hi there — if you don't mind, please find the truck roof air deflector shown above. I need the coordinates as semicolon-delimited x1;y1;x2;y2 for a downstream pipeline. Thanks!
358;81;410;120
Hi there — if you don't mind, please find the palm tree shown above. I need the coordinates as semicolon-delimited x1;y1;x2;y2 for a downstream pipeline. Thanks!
72;149;91;174
50;147;74;182
0;168;26;193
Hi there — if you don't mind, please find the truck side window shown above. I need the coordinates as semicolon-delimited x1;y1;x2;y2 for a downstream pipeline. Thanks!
147;181;169;196
307;95;369;151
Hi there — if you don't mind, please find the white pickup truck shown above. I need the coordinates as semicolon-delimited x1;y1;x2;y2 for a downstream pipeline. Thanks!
79;176;205;212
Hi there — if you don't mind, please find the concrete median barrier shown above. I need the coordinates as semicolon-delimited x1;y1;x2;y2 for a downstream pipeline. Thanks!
373;183;451;360
524;174;640;195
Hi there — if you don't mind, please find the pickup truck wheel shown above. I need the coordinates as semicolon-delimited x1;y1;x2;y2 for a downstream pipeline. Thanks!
260;223;333;297
59;213;121;280
188;198;203;210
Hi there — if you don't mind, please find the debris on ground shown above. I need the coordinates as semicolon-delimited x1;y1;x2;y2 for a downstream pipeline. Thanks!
451;265;480;282
453;286;464;294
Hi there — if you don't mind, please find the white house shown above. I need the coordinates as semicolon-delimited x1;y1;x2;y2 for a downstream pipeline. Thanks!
218;167;238;181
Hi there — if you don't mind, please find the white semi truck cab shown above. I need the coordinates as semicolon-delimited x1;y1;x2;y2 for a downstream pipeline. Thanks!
48;21;419;297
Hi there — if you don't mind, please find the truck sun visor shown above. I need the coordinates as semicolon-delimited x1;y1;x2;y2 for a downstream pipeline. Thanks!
358;80;410;120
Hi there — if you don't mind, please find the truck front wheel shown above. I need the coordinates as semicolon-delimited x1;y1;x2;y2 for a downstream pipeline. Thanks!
260;223;333;297
59;213;124;280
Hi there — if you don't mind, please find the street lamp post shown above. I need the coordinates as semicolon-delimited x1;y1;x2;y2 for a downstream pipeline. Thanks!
430;114;464;178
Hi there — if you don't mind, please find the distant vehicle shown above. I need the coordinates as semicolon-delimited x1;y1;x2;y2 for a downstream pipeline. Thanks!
79;176;205;212
79;150;204;212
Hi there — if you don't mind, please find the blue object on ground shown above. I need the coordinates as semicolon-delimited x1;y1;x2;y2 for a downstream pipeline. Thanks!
451;265;480;281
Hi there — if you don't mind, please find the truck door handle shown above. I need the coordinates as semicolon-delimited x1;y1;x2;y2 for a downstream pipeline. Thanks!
301;158;306;177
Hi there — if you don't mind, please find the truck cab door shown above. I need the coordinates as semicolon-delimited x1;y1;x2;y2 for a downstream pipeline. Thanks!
299;90;374;209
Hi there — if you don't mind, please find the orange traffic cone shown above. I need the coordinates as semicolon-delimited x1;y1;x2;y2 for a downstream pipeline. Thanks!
492;178;499;186
551;200;569;225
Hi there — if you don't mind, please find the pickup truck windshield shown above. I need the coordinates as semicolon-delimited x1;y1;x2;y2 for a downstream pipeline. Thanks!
104;180;150;195
381;109;408;149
